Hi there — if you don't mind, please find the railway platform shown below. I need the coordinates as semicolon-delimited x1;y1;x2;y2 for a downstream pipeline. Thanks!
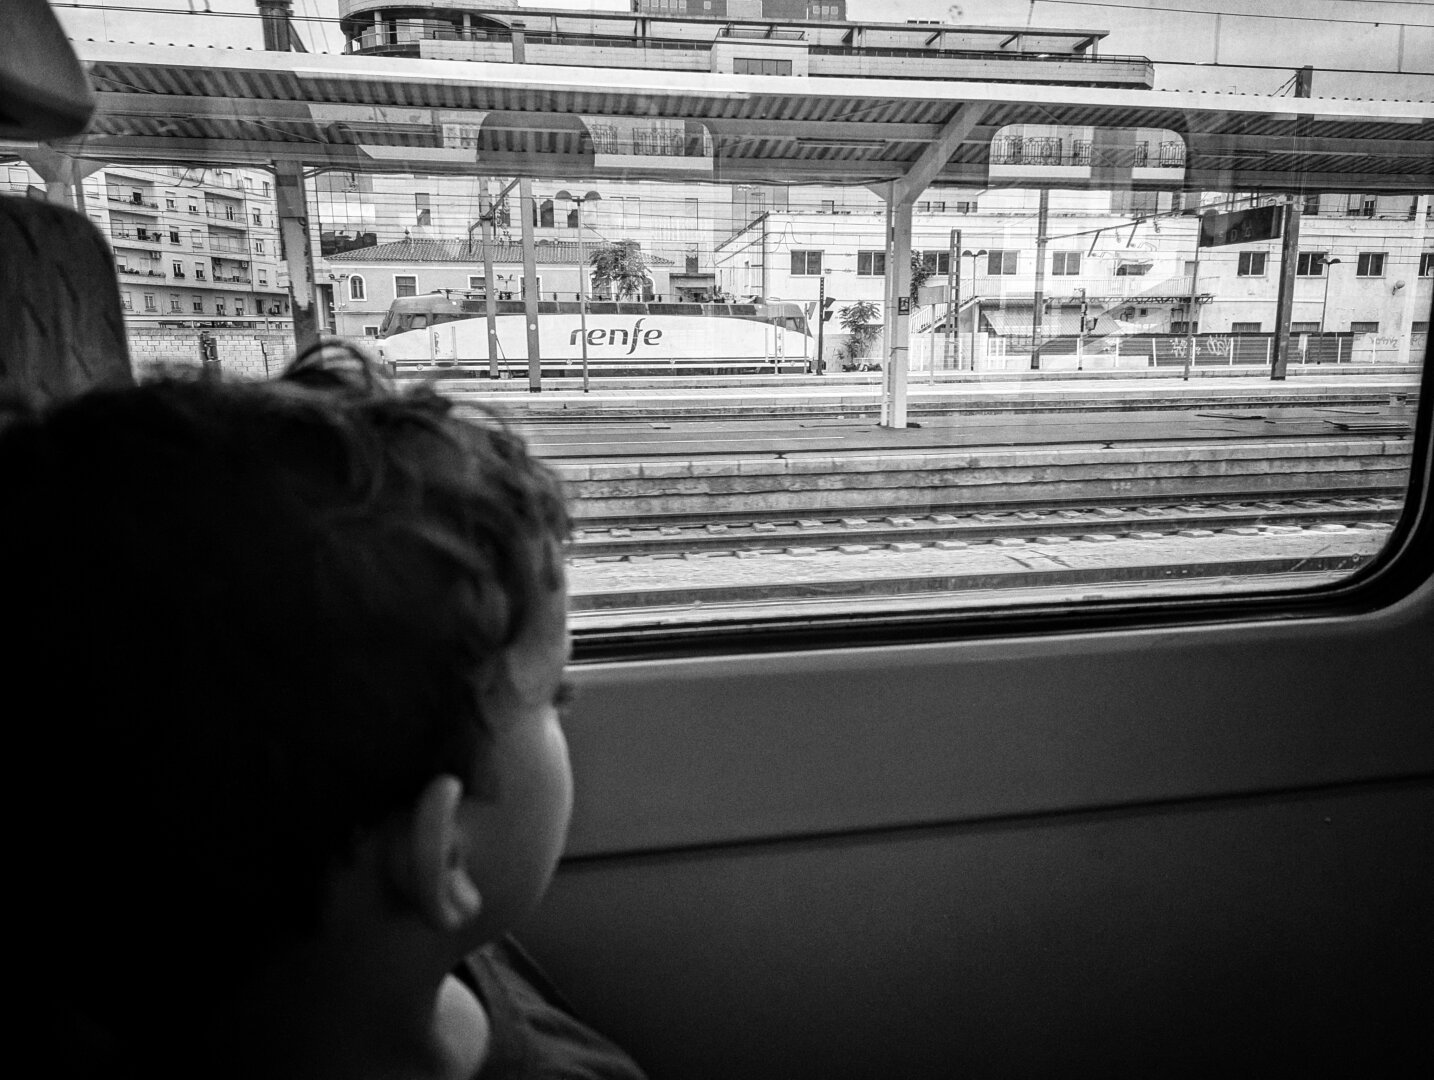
428;365;1421;424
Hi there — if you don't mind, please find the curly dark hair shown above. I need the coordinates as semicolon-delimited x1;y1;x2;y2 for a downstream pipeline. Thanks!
2;357;568;1012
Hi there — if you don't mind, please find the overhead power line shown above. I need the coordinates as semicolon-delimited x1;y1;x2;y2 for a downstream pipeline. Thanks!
1031;0;1431;28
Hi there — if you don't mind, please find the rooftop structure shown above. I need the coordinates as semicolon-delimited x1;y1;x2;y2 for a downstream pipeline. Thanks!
336;2;1151;88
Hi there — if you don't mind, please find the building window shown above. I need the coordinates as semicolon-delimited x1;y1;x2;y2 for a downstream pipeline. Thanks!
215;298;226;315
820;200;835;213
254;239;264;254
1237;252;1267;276
1290;322;1321;333
172;261;184;276
188;202;198;214
1115;262;1151;276
954;200;979;213
1413;321;1428;334
168;295;181;312
262;180;271;197
169;228;180;243
469;275;485;292
258;270;267;286
1230;321;1261;332
1419;252;1434;276
394;275;417;298
364;325;380;337
1350;320;1379;333
987;250;1018;275
1170;320;1197;335
225;205;235;220
921;252;951;275
120;291;133;312
733;58;793;76
192;297;204;312
1347;194;1376;217
538;199;554;228
1356;252;1386;276
252;211;262;226
142;293;156;312
194;262;206;280
1296;252;1330;275
416;192;431;227
916;201;946;213
234;300;244;316
1052;252;1081;275
856;251;886;276
165;198;176;209
790;250;823;276
349;275;366;301
616;196;641;228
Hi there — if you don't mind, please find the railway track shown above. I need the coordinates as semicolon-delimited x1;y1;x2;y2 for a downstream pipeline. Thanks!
570;493;1404;561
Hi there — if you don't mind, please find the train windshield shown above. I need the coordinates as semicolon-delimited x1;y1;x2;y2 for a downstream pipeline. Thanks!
24;1;1433;640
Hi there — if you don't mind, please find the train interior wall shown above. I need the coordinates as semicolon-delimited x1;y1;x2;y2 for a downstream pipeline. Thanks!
523;541;1434;1076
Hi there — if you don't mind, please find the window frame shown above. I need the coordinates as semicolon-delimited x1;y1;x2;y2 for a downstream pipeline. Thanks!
1356;252;1386;277
987;250;1018;275
1237;251;1267;276
1051;251;1081;276
349;275;367;301
856;250;886;276
790;250;824;276
393;274;417;298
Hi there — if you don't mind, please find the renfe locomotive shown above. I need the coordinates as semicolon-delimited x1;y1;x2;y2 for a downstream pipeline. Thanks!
374;293;813;375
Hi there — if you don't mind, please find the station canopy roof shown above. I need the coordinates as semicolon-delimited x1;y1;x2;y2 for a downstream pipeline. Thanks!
16;43;1434;195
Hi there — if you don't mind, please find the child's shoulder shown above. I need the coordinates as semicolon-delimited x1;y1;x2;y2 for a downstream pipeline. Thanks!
462;939;647;1080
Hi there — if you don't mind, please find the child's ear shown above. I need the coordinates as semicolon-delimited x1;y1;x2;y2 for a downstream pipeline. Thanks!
402;774;483;933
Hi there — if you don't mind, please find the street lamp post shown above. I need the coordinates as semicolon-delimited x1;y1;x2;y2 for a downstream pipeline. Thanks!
1321;256;1342;334
556;189;601;392
960;248;988;369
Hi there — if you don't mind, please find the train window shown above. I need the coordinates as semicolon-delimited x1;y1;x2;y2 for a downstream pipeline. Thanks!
21;3;1432;647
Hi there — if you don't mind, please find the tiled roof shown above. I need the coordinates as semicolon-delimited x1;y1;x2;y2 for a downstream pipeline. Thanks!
326;238;673;265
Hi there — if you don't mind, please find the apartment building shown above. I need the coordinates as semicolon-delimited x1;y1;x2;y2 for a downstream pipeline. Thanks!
2;162;291;326
717;189;1431;362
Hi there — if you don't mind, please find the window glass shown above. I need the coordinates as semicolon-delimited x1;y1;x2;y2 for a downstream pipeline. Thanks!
856;251;886;276
1237;252;1267;276
1356;252;1386;276
790;250;823;275
31;7;1432;635
987;250;1018;275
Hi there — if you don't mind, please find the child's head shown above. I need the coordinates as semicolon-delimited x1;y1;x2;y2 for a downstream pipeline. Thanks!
3;361;571;1014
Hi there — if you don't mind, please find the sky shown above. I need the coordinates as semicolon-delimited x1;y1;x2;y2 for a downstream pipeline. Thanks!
51;0;1434;98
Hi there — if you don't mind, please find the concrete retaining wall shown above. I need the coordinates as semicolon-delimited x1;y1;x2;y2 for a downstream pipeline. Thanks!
555;438;1413;520
127;327;293;381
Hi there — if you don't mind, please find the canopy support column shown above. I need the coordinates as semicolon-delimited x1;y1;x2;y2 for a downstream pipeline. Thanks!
518;178;542;391
274;160;320;359
880;187;915;429
875;101;987;429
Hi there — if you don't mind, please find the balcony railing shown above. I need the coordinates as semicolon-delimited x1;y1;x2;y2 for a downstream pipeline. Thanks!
108;193;161;210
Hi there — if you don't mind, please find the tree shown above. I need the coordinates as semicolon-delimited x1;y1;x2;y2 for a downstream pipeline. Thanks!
588;240;650;300
910;251;933;301
838;299;882;366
